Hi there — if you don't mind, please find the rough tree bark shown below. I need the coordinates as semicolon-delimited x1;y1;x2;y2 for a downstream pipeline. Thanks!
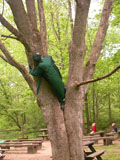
0;0;114;160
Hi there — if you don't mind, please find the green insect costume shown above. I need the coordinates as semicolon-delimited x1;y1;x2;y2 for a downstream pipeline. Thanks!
29;53;66;106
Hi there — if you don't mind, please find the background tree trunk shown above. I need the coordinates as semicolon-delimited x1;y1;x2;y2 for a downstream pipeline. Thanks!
108;93;112;124
92;83;96;122
85;93;90;133
95;93;99;124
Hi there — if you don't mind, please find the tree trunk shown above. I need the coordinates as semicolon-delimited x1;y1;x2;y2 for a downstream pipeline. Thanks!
85;93;90;133
21;124;24;139
108;93;112;124
65;87;85;160
37;81;70;160
92;83;96;122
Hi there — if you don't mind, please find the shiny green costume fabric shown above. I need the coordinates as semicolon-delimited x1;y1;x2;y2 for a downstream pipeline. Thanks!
29;55;66;105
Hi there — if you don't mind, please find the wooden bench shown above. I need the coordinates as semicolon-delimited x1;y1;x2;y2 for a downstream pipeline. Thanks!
14;138;43;142
105;132;114;136
84;135;100;139
103;136;114;145
0;149;9;160
83;135;100;143
117;130;120;138
84;141;105;160
86;150;105;160
38;129;49;140
0;149;9;154
4;140;43;150
22;141;42;149
0;143;39;154
38;134;49;140
13;138;43;149
90;131;105;137
40;128;48;134
0;154;5;160
83;136;114;145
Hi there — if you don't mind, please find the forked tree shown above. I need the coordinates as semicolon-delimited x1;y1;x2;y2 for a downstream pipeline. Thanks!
0;0;115;160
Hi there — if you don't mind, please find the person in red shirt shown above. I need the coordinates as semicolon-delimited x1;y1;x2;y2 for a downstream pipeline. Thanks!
90;123;96;134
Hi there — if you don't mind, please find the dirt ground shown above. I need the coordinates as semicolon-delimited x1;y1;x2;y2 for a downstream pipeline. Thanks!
3;139;120;160
4;141;52;160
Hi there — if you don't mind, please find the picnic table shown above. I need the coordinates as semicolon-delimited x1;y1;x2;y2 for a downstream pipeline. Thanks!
0;149;9;160
0;143;39;154
38;128;49;140
83;141;105;160
83;134;114;145
90;131;105;137
40;128;48;133
14;138;42;141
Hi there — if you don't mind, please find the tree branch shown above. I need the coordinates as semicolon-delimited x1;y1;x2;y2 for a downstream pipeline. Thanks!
1;0;5;15
0;102;21;128
0;14;20;37
68;0;73;37
0;14;31;51
48;0;60;42
50;11;60;40
0;40;36;94
56;11;61;41
83;0;114;81
26;0;37;29
1;34;17;40
6;0;43;54
0;39;22;66
77;64;120;86
73;0;90;47
6;0;33;37
0;112;21;128
37;0;47;55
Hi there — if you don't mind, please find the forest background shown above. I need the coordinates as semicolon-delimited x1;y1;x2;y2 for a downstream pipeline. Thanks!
0;0;120;137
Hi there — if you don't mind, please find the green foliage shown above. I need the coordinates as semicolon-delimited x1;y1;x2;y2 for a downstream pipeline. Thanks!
0;59;46;133
112;0;120;26
45;0;70;83
84;51;120;131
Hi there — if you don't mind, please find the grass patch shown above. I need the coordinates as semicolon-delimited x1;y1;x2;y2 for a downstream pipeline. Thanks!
94;144;120;160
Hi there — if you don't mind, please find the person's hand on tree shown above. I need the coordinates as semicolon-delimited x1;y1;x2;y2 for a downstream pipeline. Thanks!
29;65;32;70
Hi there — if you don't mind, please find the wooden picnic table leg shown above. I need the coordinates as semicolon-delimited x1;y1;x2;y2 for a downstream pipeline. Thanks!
104;138;112;145
84;151;88;160
100;132;105;137
88;145;103;160
0;157;5;160
0;154;5;160
84;144;96;160
34;143;42;150
96;156;102;160
1;146;10;150
27;146;37;154
89;144;96;152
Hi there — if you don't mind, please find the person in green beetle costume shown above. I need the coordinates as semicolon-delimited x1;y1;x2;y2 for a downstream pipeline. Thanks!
29;53;66;110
